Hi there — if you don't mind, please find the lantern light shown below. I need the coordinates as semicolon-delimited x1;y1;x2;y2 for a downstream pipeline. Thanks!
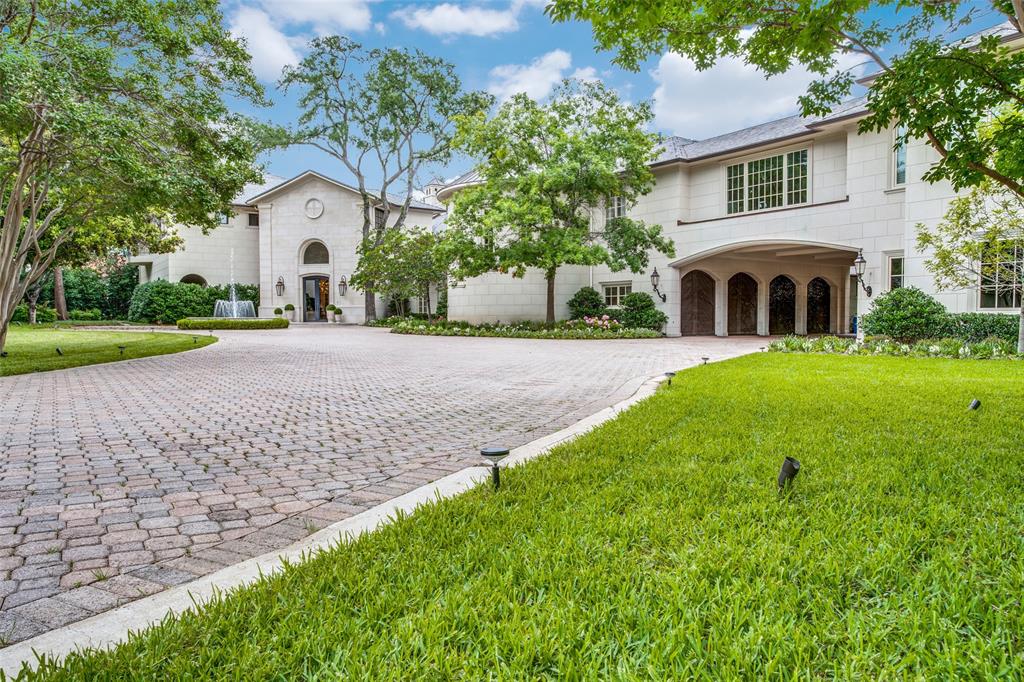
650;268;666;303
275;276;285;297
337;276;348;297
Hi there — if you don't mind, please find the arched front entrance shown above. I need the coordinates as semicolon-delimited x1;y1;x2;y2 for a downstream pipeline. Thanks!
807;277;831;334
769;275;796;335
728;273;758;335
302;275;330;322
680;270;715;336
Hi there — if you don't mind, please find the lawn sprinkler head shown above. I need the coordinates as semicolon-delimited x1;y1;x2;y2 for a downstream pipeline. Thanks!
701;356;709;365
118;345;126;356
968;398;981;411
665;371;676;386
55;347;63;356
481;447;510;490
777;456;801;491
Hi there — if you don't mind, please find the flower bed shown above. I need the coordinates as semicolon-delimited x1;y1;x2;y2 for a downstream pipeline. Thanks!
177;317;289;330
769;335;1021;359
388;317;660;339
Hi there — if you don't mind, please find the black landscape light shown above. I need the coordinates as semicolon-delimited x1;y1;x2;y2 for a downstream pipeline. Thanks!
665;371;676;386
777;457;801;491
192;336;199;344
118;345;126;356
701;356;709;365
481;447;510;490
968;399;981;411
0;351;7;358
55;347;63;356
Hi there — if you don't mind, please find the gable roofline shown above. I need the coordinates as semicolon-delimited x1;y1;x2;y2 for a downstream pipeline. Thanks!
245;170;445;213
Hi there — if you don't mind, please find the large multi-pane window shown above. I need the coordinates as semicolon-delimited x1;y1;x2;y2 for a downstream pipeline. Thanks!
980;244;1023;309
893;126;907;186
603;282;632;307
725;148;809;214
605;196;625;221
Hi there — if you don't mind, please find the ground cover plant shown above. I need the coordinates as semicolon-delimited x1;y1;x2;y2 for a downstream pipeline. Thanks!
770;334;1022;360
0;327;215;376
176;318;288;331
388;317;661;339
20;354;1024;679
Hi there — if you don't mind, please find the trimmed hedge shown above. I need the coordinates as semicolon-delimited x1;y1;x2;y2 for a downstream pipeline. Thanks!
618;292;668;331
861;287;1020;343
769;334;1020;359
128;280;260;324
942;312;1020;343
568;286;607;319
177;317;288;330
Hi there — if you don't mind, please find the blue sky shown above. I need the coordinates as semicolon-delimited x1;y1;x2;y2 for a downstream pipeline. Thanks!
224;0;1005;190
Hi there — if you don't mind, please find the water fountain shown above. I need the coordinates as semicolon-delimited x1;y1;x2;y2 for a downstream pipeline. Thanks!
213;248;256;318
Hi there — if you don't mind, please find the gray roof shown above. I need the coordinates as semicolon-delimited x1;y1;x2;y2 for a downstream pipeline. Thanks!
243;170;444;212
234;174;287;205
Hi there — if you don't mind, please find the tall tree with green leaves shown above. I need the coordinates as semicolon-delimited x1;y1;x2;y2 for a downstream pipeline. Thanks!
446;79;675;323
280;37;492;322
351;227;450;321
0;0;268;351
546;1;1024;205
917;180;1024;352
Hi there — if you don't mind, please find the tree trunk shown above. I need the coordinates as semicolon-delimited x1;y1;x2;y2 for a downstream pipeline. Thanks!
26;284;41;325
53;267;69;320
1018;305;1024;355
425;287;432;323
545;269;556;324
364;290;376;323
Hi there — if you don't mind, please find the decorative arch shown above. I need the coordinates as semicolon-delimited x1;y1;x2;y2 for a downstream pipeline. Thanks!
680;269;716;336
179;274;207;286
302;240;330;265
807;277;832;334
727;272;758;335
769;275;796;335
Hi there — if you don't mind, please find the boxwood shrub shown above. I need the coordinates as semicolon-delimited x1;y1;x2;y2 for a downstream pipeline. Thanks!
567;286;607;319
861;287;1020;343
618;292;668;331
177;318;288;330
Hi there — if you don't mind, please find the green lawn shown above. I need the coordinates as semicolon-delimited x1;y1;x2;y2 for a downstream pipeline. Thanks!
20;355;1024;680
0;326;215;376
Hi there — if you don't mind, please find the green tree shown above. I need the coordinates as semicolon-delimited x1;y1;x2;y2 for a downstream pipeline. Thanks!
447;79;675;323
917;181;1024;352
0;0;268;352
280;37;492;322
351;228;450;321
546;2;1024;201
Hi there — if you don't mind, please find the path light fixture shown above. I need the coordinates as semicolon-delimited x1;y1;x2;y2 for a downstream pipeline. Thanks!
275;276;285;297
778;456;801;491
481;447;510;490
337;276;348;297
650;267;667;303
968;398;981;411
665;371;676;386
701;356;709;365
55;347;63;356
853;250;873;298
118;345;126;357
192;336;198;344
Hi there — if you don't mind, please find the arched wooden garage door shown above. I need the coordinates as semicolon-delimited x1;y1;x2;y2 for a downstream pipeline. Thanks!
769;275;796;335
728;273;758;335
807;277;831;334
680;270;716;336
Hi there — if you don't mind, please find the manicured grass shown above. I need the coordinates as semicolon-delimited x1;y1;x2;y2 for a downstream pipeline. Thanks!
21;355;1024;679
0;326;215;376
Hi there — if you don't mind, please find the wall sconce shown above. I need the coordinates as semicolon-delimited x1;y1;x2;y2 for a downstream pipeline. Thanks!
650;267;666;303
275;276;285;297
853;250;873;298
337;275;348;297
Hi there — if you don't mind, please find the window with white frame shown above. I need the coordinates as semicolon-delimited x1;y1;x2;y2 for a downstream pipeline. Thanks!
603;282;632;307
888;255;904;290
605;196;625;221
411;296;428;314
893;125;908;186
218;212;231;225
980;244;1022;309
725;148;809;214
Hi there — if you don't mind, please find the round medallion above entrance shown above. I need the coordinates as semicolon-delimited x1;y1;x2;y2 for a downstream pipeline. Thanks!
304;198;324;219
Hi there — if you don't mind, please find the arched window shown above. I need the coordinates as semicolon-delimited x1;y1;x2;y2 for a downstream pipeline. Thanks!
303;241;329;265
180;274;207;286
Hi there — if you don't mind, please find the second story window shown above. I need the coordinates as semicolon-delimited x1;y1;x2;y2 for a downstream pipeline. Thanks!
218;212;231;225
893;125;908;186
726;148;809;214
605;196;625;221
248;212;260;227
374;206;387;230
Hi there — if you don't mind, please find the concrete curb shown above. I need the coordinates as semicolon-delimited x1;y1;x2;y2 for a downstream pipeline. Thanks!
0;371;668;677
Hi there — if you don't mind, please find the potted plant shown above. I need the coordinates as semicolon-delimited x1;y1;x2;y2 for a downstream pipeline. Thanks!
273;307;283;318
326;304;336;323
283;303;295;321
334;306;343;324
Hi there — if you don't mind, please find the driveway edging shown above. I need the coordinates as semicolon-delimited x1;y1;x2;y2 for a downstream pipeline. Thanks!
0;369;672;677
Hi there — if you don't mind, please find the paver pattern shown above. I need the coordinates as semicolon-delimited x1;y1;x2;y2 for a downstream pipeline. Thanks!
0;326;761;644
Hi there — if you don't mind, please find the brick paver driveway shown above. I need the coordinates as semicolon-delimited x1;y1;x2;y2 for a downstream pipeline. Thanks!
0;326;761;644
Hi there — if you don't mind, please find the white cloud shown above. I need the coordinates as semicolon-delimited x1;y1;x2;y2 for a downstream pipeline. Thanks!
570;66;599;83
390;0;549;38
258;0;373;34
651;45;866;140
229;7;301;82
487;49;573;101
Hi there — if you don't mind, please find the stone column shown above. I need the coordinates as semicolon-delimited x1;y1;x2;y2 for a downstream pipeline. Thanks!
756;279;768;336
715;276;727;336
795;280;808;335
